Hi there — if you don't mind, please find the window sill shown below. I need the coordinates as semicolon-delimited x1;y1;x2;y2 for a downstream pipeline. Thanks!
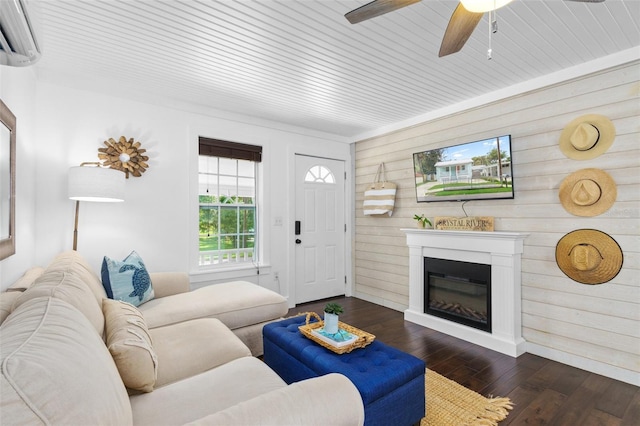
189;263;271;286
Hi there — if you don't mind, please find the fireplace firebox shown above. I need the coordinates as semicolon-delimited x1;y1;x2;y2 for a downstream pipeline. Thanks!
424;257;491;333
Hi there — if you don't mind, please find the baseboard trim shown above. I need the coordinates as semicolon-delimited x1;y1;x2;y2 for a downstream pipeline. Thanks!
526;342;639;386
354;292;406;313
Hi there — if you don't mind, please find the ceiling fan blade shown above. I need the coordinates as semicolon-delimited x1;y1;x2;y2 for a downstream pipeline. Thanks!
438;3;483;57
345;0;422;24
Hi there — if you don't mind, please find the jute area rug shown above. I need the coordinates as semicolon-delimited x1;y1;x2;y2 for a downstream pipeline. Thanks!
421;369;513;426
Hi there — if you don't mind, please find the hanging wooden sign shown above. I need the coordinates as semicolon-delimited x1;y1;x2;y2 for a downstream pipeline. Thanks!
434;216;495;232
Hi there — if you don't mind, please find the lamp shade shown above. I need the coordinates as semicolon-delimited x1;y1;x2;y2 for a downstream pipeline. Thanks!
68;166;125;202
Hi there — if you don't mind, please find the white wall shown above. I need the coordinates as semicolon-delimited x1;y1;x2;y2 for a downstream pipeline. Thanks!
9;81;352;306
354;59;639;385
0;66;38;288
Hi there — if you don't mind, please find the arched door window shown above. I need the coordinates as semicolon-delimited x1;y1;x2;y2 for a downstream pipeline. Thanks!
305;165;335;184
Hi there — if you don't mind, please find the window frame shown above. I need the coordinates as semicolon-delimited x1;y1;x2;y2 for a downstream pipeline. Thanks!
197;138;262;269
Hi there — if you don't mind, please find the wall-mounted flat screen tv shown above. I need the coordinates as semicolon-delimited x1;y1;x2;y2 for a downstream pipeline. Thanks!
413;135;513;203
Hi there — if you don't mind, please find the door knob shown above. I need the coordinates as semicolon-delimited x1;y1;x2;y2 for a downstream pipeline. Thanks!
295;239;302;244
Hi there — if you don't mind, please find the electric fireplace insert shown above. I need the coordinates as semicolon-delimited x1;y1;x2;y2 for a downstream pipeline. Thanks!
424;257;491;333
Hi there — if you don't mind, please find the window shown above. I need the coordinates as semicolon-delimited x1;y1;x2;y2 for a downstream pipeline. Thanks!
198;138;262;267
304;165;335;184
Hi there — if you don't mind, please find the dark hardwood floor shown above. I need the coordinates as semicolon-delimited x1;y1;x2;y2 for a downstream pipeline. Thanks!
287;296;640;425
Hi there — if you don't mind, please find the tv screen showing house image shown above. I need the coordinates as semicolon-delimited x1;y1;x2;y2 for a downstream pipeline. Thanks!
413;135;514;203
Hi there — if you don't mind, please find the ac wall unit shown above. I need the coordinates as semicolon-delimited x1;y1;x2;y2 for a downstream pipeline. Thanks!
0;0;41;66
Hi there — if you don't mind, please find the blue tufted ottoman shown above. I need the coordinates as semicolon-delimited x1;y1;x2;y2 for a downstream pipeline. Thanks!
263;315;425;426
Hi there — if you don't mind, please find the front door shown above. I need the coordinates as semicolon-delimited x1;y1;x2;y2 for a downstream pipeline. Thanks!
294;155;346;304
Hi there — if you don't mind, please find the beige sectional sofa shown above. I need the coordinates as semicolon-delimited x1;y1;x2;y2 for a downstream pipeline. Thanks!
0;251;365;425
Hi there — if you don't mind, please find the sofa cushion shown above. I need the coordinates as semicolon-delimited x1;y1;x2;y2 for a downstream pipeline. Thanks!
0;297;132;425
6;266;45;292
102;251;155;306
148;272;189;298
151;318;251;388
44;251;108;302
139;281;287;330
130;357;285;425
1;267;46;325
187;373;365;426
14;270;105;336
0;291;21;324
103;298;157;393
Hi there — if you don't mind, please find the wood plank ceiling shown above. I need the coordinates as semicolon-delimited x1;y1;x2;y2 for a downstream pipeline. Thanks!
34;0;640;138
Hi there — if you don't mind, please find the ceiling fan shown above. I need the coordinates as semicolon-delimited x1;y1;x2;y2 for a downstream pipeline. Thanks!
345;0;605;58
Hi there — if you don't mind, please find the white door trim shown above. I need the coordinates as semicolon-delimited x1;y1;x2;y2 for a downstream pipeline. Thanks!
286;148;353;308
294;155;345;303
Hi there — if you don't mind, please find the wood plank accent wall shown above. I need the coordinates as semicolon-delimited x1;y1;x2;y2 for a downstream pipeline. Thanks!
354;61;639;384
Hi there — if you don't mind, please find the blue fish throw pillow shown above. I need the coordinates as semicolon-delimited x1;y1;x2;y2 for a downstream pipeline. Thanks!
102;251;154;307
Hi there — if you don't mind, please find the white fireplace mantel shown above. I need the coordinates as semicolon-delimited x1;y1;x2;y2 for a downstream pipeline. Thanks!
402;229;529;357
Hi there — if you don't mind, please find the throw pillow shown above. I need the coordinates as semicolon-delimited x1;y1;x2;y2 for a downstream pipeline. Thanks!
101;251;154;306
103;298;157;393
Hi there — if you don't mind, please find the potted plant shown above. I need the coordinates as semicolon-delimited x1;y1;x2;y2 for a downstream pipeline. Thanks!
413;214;432;229
323;302;343;334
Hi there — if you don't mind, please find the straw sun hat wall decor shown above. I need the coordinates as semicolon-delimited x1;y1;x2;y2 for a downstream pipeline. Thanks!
558;168;617;217
559;114;616;160
555;115;623;285
556;229;623;285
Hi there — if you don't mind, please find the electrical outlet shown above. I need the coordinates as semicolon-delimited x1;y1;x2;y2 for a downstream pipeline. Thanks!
273;272;279;281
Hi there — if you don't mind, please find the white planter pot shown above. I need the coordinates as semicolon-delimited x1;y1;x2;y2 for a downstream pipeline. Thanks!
324;312;339;334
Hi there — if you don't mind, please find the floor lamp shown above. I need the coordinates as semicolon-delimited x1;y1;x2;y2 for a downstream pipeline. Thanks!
68;163;125;250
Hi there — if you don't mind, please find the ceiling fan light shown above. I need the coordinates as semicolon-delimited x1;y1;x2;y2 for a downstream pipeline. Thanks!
460;0;514;13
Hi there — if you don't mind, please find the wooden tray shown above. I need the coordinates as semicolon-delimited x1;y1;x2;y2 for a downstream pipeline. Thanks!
298;312;375;354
